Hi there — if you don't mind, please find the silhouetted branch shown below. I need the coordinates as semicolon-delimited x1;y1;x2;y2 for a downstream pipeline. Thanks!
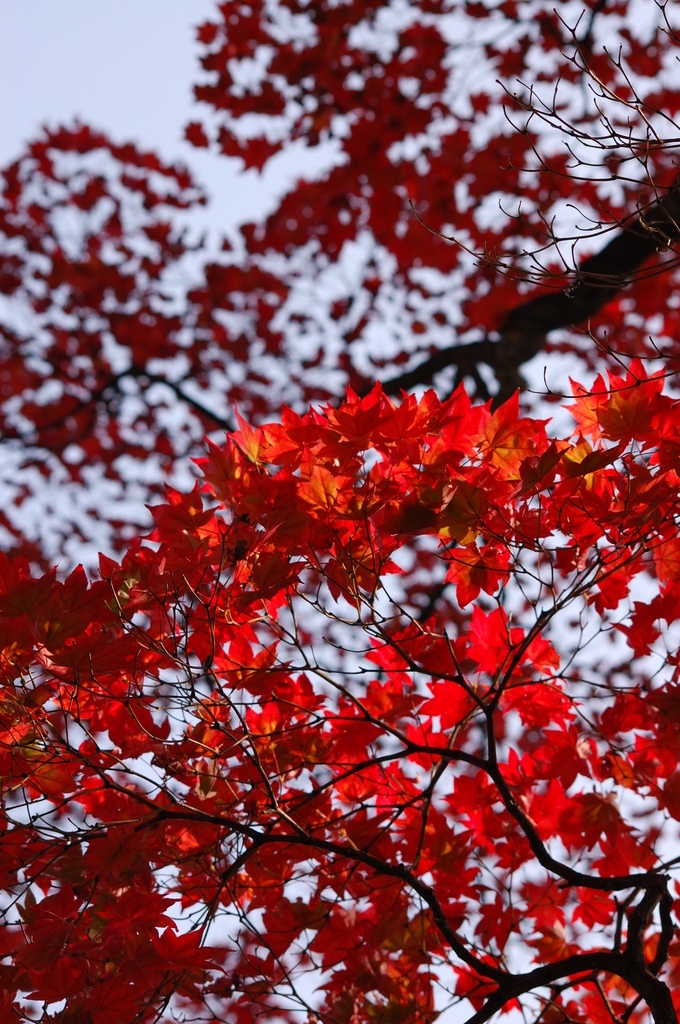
382;181;680;404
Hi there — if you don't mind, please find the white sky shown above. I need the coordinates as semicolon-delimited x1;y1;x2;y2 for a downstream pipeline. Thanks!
0;2;332;244
0;3;215;163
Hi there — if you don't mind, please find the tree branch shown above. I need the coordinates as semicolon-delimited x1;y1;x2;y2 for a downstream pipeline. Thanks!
382;181;680;403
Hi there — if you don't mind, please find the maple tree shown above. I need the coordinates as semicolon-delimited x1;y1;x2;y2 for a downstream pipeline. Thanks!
3;1;680;1023
185;0;680;398
4;372;680;1023
3;1;680;566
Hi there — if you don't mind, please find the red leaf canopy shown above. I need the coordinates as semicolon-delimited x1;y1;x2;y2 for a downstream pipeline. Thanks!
0;372;679;1022
3;4;680;568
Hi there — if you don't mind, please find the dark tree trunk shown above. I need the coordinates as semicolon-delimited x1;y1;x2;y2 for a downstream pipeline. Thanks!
382;182;680;403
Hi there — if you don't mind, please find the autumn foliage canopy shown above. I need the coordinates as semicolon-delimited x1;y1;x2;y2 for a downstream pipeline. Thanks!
4;3;680;1024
